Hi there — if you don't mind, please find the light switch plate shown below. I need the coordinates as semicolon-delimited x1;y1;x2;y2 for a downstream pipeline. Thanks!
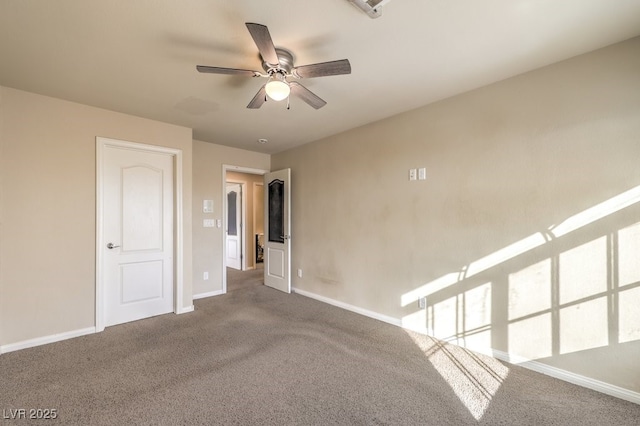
203;219;215;227
419;297;427;309
203;200;213;213
418;168;426;180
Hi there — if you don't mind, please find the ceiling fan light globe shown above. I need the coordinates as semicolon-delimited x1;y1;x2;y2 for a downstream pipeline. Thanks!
265;80;290;101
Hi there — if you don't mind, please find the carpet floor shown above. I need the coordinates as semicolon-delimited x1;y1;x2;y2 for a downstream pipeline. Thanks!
1;267;639;425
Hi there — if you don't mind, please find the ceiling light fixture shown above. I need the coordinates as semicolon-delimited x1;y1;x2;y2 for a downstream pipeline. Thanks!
265;73;290;101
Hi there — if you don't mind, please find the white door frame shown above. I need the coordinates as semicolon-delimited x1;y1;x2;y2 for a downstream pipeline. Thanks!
225;181;245;271
96;137;185;333
222;165;268;293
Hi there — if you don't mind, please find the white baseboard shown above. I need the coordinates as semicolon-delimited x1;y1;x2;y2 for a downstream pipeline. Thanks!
292;287;402;328
292;287;640;405
0;327;96;354
176;305;195;314
489;349;640;405
1;305;196;355
193;290;224;300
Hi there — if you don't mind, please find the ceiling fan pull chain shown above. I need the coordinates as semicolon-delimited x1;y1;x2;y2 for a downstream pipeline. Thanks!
287;95;291;110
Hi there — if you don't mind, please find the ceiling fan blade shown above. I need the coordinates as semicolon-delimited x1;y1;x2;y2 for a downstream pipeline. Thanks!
247;85;268;109
292;59;351;78
245;23;280;66
196;65;259;76
289;82;327;109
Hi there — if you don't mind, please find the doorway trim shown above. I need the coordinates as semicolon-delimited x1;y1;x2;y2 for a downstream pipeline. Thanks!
96;137;185;333
222;164;269;293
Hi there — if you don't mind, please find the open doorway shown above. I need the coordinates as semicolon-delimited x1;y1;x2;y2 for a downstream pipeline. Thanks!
222;165;267;293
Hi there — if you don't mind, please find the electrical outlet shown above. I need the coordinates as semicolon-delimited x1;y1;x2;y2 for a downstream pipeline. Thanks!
297;268;303;278
409;169;417;181
203;272;209;280
419;296;426;309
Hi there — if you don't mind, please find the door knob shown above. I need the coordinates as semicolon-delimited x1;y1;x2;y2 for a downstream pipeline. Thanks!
107;243;121;249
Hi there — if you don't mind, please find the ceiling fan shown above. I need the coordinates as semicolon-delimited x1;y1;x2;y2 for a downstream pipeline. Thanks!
196;23;351;109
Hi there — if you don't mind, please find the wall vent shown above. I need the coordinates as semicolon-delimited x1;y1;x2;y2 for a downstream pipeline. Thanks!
347;0;393;19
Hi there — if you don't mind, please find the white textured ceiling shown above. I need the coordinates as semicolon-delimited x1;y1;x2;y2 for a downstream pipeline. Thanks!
1;0;640;154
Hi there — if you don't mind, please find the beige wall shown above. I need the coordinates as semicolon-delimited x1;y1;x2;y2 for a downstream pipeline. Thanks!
0;86;193;346
272;38;640;393
192;141;269;297
226;171;265;270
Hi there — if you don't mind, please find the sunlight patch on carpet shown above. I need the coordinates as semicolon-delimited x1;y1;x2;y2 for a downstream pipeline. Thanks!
406;332;509;421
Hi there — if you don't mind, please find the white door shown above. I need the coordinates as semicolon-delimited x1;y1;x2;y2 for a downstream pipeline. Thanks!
102;145;174;326
226;183;242;270
264;169;291;293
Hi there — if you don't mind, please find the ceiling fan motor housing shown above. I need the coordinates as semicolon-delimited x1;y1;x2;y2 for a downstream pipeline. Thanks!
262;48;295;75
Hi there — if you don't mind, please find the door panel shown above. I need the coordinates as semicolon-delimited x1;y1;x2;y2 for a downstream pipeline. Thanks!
266;247;285;279
122;166;163;251
268;179;285;244
121;261;164;303
226;183;242;270
103;146;174;326
264;169;291;293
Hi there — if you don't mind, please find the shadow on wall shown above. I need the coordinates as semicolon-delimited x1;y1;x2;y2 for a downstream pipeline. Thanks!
401;184;640;392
